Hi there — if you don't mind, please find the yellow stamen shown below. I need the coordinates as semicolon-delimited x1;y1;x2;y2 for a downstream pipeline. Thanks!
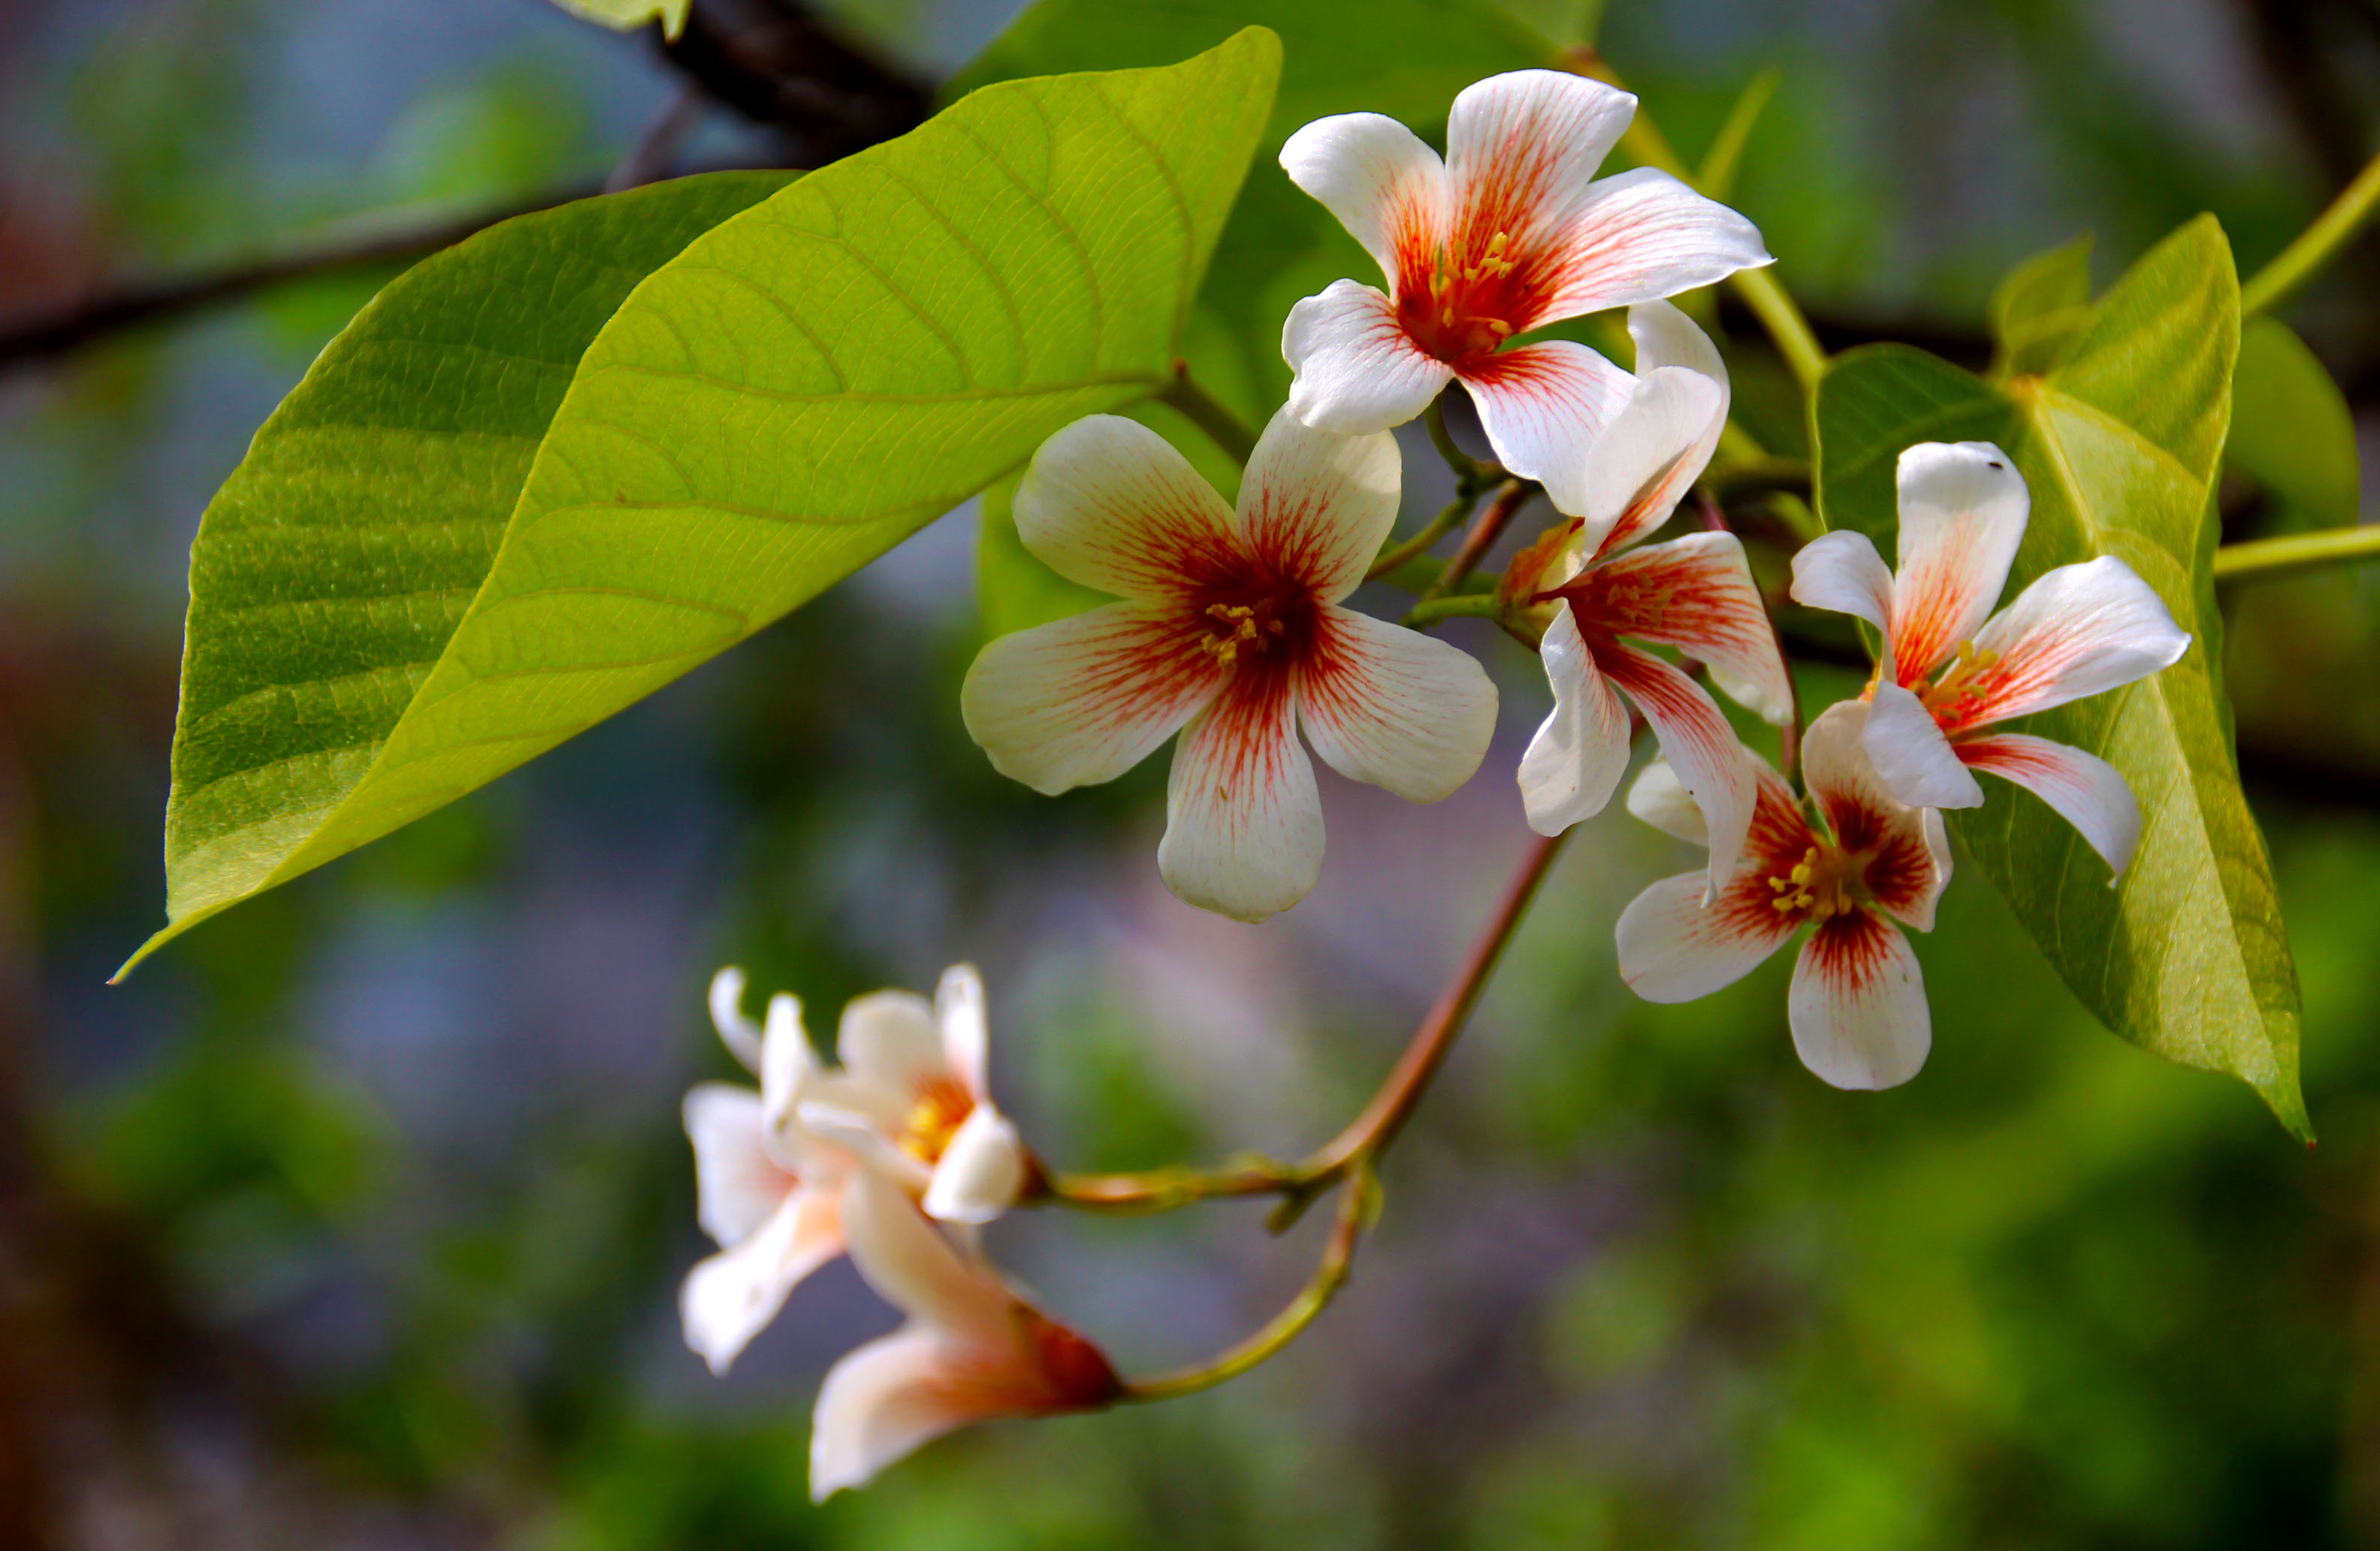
899;1081;973;1164
1916;639;2001;716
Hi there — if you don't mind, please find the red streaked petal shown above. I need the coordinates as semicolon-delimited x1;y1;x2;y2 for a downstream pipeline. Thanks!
1237;407;1403;604
1458;339;1633;491
1886;441;2028;682
1594;637;1757;896
1297;606;1497;802
1158;670;1324;923
1959;732;2144;878
1572;532;1793;724
1789;911;1930;1090
1962;555;2191;730
1617;870;1802;1003
1279;110;1450;295
1518;602;1633;836
1284;280;1457;434
1445;71;1637;289
961;602;1224;796
1533;167;1772;323
1802;700;1950;930
1014;415;1240;601
1530;361;1721;551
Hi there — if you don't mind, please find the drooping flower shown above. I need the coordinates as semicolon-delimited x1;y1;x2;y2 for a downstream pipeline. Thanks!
810;1169;1122;1500
1278;69;1771;488
680;968;849;1374
961;407;1498;923
1503;302;1792;889
1788;441;2191;875
798;964;1028;1228
1615;701;1950;1090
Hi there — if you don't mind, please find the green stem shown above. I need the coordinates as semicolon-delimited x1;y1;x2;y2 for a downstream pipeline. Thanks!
1418;479;1533;603
1158;360;1258;465
1697;67;1780;202
1367;492;1478;581
2212;525;2380;585
1401;593;1500;627
2242;144;2380;316
1424;395;1498;490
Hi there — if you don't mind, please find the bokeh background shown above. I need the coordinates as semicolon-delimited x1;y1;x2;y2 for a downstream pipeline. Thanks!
6;0;2380;1546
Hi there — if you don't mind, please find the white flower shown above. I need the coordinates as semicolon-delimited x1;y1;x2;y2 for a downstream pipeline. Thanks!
679;968;849;1374
811;1170;1121;1500
960;407;1498;923
797;964;1028;1227
1616;702;1951;1090
1790;441;2191;875
1277;68;1770;484
1505;302;1791;890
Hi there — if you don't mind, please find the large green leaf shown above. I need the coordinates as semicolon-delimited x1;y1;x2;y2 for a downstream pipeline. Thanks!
2227;313;2361;534
139;171;794;975
1814;216;2307;1137
134;34;1281;969
953;0;1557;419
1987;234;2093;380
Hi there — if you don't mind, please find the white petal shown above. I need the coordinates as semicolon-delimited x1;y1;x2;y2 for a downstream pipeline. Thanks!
1958;733;2144;878
809;1327;977;1499
681;1187;843;1375
1864;677;1985;809
1802;700;1950;930
1283;280;1456;434
1629;297;1728;380
1616;872;1798;1002
961;601;1227;797
708;966;764;1074
1964;555;2191;727
1788;530;1894;636
796;1100;935;1196
1596;637;1759;896
935;964;989;1102
759;991;816;1144
1445;70;1638;243
837;990;945;1098
1297;606;1497;802
1517;602;1633;836
840;1169;1013;1343
1157;676;1324;923
1013;414;1239;600
922;1103;1026;1226
684;1082;795;1247
1788;912;1931;1090
1547;365;1725;554
1278;110;1448;288
1236;406;1403;603
1571;532;1791;724
1888;441;2028;679
1624;755;1706;845
1533;167;1773;322
1459;340;1635;498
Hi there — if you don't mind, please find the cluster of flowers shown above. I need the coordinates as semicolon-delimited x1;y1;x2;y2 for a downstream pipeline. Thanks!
678;69;2193;1496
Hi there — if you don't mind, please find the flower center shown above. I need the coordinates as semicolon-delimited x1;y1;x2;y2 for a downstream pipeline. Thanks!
1765;843;1864;924
1916;639;2001;719
1199;600;1288;666
1400;228;1524;362
899;1078;974;1164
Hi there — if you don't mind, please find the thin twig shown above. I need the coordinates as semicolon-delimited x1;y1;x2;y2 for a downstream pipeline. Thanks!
2212;523;2380;583
1418;480;1533;603
1158;360;1258;466
2243;139;2380;315
1367;494;1479;581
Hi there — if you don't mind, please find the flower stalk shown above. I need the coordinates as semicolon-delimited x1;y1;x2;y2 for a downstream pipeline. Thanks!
2212;525;2380;585
2242;141;2380;316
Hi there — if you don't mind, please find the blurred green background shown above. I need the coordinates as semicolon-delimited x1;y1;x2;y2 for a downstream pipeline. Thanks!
5;0;2380;1546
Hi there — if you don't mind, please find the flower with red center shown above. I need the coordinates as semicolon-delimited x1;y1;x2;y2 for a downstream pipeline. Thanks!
1617;702;1952;1090
810;1169;1122;1499
1503;303;1792;890
797;963;1028;1227
960;408;1498;923
679;968;850;1374
1277;69;1771;497
1789;442;2191;875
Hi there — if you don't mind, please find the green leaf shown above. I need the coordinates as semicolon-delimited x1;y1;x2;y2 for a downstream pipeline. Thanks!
2227;313;2361;534
546;0;688;40
134;34;1282;970
953;0;1557;419
1988;234;2094;380
1815;216;2308;1138
137;171;794;975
